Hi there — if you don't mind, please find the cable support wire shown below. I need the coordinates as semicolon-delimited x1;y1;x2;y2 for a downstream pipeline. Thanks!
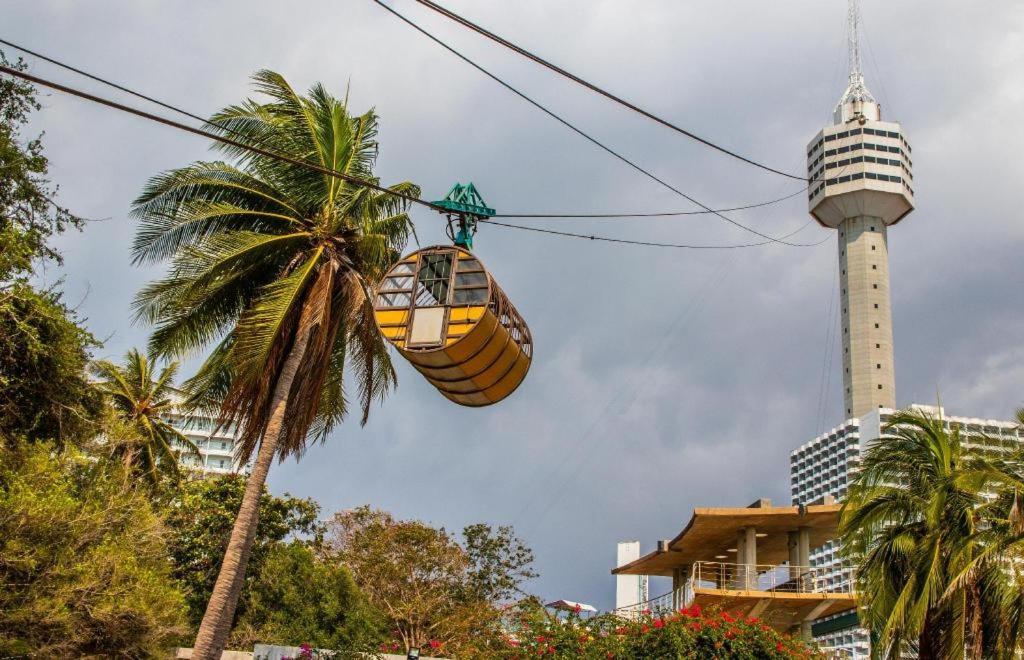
407;0;807;181
370;1;818;247
0;55;828;250
3;36;819;223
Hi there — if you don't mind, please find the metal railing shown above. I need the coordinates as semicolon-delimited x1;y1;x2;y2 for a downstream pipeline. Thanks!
691;561;854;594
614;562;854;619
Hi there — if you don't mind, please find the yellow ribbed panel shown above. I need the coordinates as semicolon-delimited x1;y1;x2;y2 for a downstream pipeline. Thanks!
373;245;532;407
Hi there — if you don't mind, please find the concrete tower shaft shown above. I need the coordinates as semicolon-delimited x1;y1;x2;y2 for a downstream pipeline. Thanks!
838;217;895;417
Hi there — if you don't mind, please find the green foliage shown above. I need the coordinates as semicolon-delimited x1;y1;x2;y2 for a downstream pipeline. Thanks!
463;523;538;603
0;442;187;657
130;70;420;463
471;604;819;659
841;408;1024;658
163;474;322;627
0;50;85;281
91;348;200;487
231;541;385;653
0;51;101;447
0;283;103;445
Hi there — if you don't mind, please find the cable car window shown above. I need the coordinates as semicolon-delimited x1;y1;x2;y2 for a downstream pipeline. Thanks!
415;253;454;305
391;262;415;276
455;271;487;287
377;292;411;308
453;288;488;304
457;258;483;272
380;276;413;292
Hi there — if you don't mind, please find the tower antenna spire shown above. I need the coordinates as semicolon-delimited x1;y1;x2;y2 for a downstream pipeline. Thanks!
847;0;863;82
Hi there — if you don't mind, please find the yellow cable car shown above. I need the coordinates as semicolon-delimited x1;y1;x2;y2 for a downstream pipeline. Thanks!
373;245;532;407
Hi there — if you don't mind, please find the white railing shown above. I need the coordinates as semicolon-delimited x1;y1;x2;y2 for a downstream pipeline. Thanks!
691;561;854;594
614;562;854;619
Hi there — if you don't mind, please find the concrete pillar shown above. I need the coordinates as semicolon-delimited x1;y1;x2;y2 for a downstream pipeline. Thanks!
734;527;757;589
797;527;811;592
787;531;800;580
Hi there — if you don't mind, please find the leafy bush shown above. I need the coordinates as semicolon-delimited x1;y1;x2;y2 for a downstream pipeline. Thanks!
499;604;822;659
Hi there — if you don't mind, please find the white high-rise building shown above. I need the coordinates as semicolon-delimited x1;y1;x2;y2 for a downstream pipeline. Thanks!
164;410;249;475
806;0;914;421
791;406;1024;656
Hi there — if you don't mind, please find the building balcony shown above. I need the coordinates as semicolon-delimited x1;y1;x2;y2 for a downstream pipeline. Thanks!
616;561;855;629
612;498;856;637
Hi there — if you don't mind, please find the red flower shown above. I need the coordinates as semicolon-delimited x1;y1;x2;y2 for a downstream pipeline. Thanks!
429;640;441;649
641;624;650;634
777;642;785;651
536;636;546;643
747;616;760;624
653;619;665;629
721;611;734;623
615;626;627;635
606;654;615;659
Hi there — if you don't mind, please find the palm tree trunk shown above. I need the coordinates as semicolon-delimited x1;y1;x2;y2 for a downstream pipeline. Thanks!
191;325;312;660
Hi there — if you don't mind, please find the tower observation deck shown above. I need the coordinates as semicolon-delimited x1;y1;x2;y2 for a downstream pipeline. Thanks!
806;0;914;418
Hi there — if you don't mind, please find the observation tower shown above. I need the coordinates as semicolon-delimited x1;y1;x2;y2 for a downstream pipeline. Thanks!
806;0;915;418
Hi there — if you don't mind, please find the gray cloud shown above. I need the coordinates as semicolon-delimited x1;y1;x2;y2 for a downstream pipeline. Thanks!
9;0;1024;610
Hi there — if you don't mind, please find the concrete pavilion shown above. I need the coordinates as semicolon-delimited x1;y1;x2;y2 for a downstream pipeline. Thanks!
612;499;856;637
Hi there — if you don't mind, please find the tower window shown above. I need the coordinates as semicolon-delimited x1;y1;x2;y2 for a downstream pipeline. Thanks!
874;304;879;309
870;226;875;231
874;323;879;328
875;343;880;348
872;265;877;270
871;245;876;251
876;364;881;369
878;384;883;390
873;284;878;289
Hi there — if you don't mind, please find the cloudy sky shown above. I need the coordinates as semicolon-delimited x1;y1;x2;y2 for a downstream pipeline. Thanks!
8;0;1024;608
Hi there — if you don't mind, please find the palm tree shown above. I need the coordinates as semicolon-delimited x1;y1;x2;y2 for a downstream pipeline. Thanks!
840;408;1024;658
91;348;199;485
130;71;417;658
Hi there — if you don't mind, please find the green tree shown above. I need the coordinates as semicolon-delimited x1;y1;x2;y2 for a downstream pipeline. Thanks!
162;473;321;628
0;51;101;446
91;348;200;487
231;541;385;653
462;523;538;603
130;70;417;658
840;409;1021;658
0;441;187;657
328;507;537;656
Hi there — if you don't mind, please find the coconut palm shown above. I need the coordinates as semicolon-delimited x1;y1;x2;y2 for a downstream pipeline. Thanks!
840;409;1020;659
91;348;199;485
130;71;417;658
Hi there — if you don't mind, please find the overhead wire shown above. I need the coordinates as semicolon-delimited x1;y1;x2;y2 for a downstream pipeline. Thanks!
0;37;814;224
369;0;821;247
0;59;830;251
0;65;442;212
493;186;808;219
407;0;808;181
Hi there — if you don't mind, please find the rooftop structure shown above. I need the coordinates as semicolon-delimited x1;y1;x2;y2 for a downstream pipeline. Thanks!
615;542;649;619
611;499;855;637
